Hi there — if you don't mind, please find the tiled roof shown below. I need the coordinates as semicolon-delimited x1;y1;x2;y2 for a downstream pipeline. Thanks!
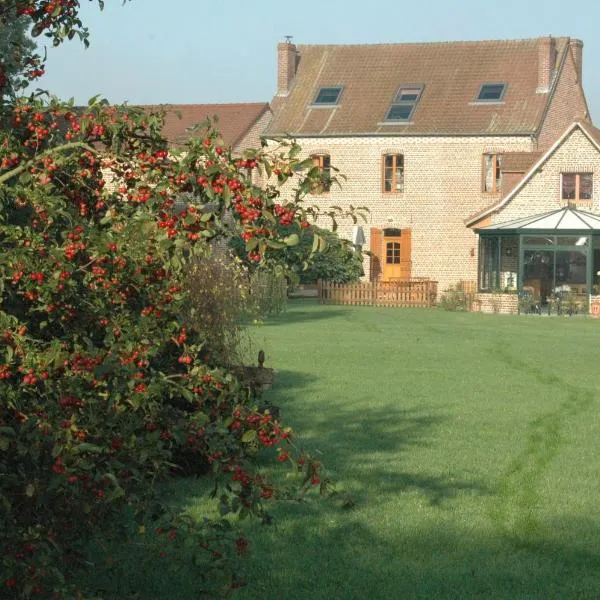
267;37;570;137
501;152;541;172
139;103;270;148
581;122;600;147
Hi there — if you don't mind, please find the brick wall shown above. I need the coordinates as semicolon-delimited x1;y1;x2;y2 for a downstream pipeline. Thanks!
490;127;600;223
537;42;589;150
234;109;273;154
276;42;297;97
537;36;556;94
476;293;519;314
269;134;533;294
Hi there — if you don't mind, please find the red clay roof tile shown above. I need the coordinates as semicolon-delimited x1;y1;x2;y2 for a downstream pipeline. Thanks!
267;38;571;137
139;103;270;148
501;152;542;172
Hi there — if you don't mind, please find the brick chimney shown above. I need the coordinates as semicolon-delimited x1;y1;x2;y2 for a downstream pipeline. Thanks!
569;38;583;84
537;36;556;94
277;40;298;97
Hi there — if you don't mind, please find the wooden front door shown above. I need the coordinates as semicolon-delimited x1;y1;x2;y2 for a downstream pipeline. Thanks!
370;227;412;282
383;237;403;280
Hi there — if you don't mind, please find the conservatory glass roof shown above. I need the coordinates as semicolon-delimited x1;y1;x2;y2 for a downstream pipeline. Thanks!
475;206;600;233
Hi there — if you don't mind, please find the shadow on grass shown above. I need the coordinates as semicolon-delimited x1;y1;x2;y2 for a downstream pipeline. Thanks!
269;369;319;394
263;305;349;326
235;513;600;600
77;386;598;598
291;403;488;506
80;488;600;600
266;368;488;506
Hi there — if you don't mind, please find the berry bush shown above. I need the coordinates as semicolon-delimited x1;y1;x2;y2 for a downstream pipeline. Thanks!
0;4;363;596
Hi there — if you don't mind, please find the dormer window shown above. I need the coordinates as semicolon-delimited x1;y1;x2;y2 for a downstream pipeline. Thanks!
385;85;424;122
313;87;343;105
476;83;507;102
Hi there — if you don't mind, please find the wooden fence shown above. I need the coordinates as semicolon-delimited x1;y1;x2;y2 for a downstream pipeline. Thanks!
459;280;477;311
317;279;438;308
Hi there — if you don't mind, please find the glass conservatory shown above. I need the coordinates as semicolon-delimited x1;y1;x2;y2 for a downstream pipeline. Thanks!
475;207;600;310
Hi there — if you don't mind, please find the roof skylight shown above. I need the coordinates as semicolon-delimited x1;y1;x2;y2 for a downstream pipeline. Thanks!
313;86;343;105
384;85;424;122
476;83;507;102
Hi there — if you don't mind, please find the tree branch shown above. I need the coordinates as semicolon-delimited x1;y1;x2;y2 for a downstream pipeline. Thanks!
0;141;97;185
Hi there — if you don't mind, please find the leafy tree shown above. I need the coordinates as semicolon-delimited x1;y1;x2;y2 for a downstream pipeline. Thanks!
0;2;353;597
0;17;37;101
296;228;364;284
231;226;365;284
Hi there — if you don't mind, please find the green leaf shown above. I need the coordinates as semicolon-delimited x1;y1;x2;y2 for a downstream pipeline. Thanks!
105;486;125;503
289;143;301;159
0;492;11;513
262;209;276;224
25;483;35;497
76;460;94;471
180;387;195;402
284;233;300;247
245;237;259;251
241;429;257;443
297;157;314;170
74;443;103;454
191;412;209;426
312;233;320;254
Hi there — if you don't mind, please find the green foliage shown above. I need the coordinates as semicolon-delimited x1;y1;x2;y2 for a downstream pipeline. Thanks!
185;255;251;367
297;228;364;284
0;95;330;597
439;281;472;311
231;227;364;285
248;270;288;318
0;17;36;101
0;4;361;596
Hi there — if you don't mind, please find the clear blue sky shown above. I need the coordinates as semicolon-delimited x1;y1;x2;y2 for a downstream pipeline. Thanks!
33;0;600;122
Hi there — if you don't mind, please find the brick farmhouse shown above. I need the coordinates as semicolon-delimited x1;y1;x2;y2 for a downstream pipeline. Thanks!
264;36;600;311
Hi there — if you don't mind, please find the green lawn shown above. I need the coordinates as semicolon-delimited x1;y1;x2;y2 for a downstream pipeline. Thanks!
231;302;600;599
88;302;600;598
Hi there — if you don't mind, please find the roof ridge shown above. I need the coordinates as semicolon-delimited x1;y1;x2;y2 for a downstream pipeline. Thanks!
135;102;269;109
297;36;571;49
